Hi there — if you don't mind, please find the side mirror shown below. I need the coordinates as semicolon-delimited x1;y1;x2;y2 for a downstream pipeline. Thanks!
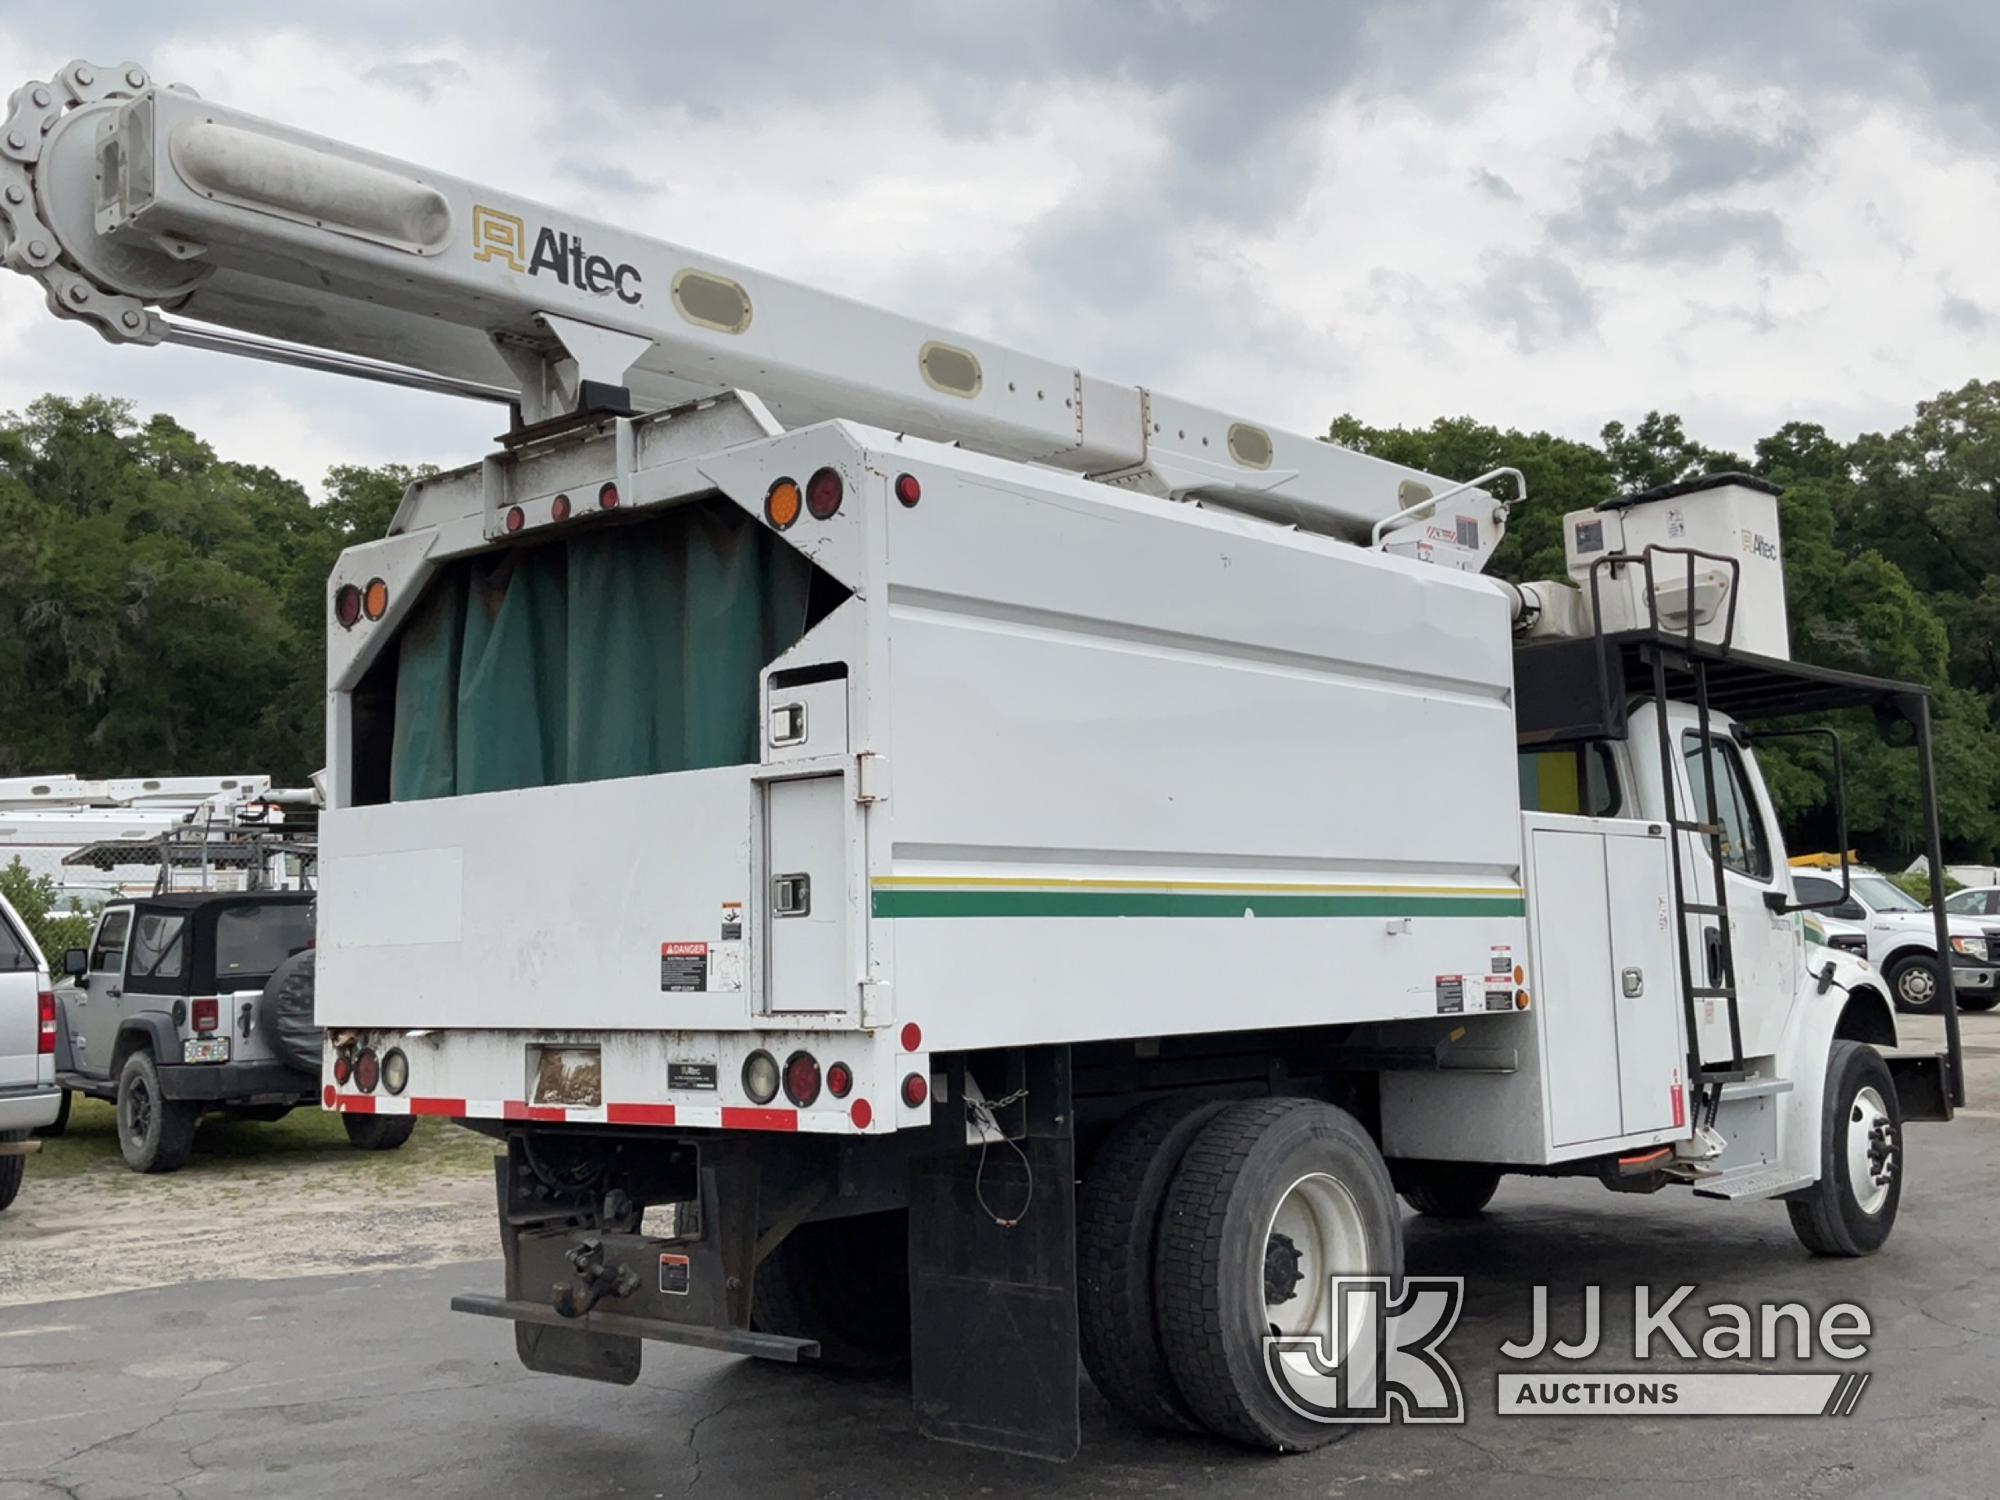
1763;890;1791;913
63;948;87;978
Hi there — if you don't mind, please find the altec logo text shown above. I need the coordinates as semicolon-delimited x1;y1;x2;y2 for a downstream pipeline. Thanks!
472;205;643;305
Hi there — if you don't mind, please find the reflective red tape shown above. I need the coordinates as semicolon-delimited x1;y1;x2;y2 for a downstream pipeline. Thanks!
410;1097;466;1117
720;1107;798;1132
331;1092;375;1114
503;1100;566;1122
607;1103;678;1126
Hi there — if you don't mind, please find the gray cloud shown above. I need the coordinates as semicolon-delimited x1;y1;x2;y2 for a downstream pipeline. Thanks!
1469;168;1521;203
359;58;468;101
1942;293;1987;332
1469;251;1598;352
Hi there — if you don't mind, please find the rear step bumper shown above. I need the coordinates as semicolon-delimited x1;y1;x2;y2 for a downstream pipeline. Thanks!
450;1292;817;1362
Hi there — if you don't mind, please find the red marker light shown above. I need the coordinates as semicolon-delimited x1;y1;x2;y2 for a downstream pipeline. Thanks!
806;467;843;520
334;584;362;629
551;493;572;522
901;1072;928;1109
505;505;525;533
354;1049;380;1093
826;1061;853;1099
849;1097;873;1129
783;1052;822;1108
895;473;921;507
332;1053;351;1086
599;481;620;510
900;1022;922;1053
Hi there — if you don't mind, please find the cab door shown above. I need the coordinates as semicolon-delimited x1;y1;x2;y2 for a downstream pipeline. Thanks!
74;905;133;1079
1673;717;1800;1063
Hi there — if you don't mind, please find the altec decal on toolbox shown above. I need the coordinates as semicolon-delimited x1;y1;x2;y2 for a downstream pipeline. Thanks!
869;876;1527;919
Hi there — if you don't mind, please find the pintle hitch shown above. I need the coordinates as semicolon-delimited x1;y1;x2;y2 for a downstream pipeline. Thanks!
553;1234;638;1319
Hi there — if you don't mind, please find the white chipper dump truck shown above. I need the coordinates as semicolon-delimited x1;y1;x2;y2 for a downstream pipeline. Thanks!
4;59;1966;1458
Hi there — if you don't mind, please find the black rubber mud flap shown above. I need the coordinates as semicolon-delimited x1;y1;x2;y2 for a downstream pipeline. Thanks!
909;1047;1079;1460
515;1321;640;1384
492;1156;642;1384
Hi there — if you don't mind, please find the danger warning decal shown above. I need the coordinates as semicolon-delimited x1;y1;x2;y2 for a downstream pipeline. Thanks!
1435;975;1466;1015
661;942;708;992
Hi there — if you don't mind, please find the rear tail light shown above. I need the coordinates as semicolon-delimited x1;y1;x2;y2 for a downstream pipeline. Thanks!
332;1052;351;1086
806;467;843;520
742;1050;780;1104
826;1061;853;1098
381;1048;409;1095
354;1049;380;1093
333;584;362;628
191;997;219;1034
598;481;620;510
37;991;54;1054
901;1072;928;1109
505;505;525;533
894;473;922;507
783;1051;821;1108
550;492;572;522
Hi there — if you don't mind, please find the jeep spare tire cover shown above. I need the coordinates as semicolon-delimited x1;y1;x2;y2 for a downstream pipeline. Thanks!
259;949;321;1076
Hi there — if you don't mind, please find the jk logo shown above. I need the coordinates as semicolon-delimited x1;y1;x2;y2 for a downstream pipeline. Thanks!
1263;1276;1466;1424
472;205;527;273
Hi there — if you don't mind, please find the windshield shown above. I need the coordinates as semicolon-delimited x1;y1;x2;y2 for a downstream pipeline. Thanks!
214;904;315;982
1852;875;1924;913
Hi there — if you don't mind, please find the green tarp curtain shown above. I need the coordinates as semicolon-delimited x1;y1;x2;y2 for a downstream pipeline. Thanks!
390;499;816;800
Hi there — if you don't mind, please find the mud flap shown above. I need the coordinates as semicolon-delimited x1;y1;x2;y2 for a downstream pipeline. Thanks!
909;1047;1078;1460
1887;1052;1954;1122
492;1156;642;1384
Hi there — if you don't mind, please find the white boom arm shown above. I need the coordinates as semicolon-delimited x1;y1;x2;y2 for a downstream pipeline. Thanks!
1;59;1515;564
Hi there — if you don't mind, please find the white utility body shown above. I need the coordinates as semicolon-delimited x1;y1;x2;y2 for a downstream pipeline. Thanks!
5;58;1963;1460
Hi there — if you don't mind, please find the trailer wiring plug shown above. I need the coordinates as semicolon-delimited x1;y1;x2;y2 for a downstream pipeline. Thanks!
966;1085;1034;1229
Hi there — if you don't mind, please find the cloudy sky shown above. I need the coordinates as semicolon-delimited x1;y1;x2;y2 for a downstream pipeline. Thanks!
4;1;1993;492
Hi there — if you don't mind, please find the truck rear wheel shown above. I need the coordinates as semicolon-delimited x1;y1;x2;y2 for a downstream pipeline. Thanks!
1397;1161;1503;1219
1078;1096;1225;1431
342;1113;417;1150
0;1130;25;1211
753;1209;910;1371
1155;1098;1402;1451
117;1051;198;1174
1788;1041;1901;1257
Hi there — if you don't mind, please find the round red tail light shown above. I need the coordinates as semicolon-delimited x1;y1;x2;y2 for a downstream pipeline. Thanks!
334;584;362;629
332;1053;351;1086
353;1049;380;1093
826;1061;853;1098
806;466;843;520
895;473;921;507
599;481;620;510
783;1051;821;1108
901;1072;928;1109
551;493;572;522
505;505;525;533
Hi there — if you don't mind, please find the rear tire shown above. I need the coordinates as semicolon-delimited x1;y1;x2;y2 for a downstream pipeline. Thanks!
1788;1041;1901;1257
753;1210;910;1371
1156;1098;1402;1451
1886;953;1942;1014
1398;1161;1502;1219
342;1113;416;1151
117;1051;198;1174
1078;1096;1226;1431
0;1130;26;1211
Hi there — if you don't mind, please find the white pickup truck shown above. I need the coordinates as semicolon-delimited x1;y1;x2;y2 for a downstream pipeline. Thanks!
1790;869;2000;1014
0;890;63;1208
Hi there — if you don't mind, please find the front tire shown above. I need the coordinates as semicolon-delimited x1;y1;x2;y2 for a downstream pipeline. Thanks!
1398;1161;1503;1219
1156;1099;1402;1451
117;1051;198;1174
1886;953;1943;1014
342;1113;416;1151
1788;1041;1901;1257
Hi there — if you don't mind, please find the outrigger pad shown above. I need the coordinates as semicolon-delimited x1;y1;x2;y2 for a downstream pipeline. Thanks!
909;1048;1079;1461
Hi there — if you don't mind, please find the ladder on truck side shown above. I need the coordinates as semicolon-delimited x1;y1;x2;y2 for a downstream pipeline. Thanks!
1589;547;1751;1127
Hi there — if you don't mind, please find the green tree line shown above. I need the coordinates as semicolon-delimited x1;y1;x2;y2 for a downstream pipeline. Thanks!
1;385;1996;866
1331;379;2000;865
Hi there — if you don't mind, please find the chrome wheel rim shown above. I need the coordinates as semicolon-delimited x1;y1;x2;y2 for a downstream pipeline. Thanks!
1898;964;1936;1007
1846;1085;1896;1217
1261;1172;1371;1339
